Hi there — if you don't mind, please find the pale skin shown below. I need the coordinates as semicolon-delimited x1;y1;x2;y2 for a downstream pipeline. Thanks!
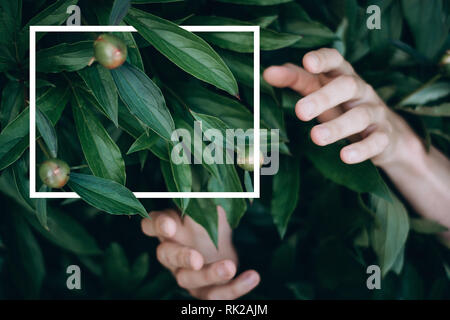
141;48;450;299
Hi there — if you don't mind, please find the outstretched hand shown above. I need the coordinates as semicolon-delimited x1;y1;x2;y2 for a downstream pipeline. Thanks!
263;48;418;168
141;207;260;300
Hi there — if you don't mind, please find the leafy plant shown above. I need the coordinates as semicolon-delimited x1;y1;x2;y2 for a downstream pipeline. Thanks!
0;0;449;299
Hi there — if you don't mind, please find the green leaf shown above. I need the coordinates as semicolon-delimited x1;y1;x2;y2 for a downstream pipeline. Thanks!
170;113;219;178
218;49;274;95
109;0;130;25
1;211;45;299
168;144;192;211
35;184;49;230
116;100;169;161
125;8;238;96
208;163;247;228
11;156;35;210
398;82;450;107
369;192;409;277
126;132;158;155
401;0;449;60
260;92;288;140
187;16;302;52
304;135;390;200
176;83;253;132
215;0;293;5
37;84;71;124
270;156;300;238
279;3;336;48
244;170;253;193
0;80;23;129
160;159;184;210
36;41;93;73
391;245;405;275
185;198;219;247
36;108;58;158
103;242;131;292
400;103;450;117
72;89;126;185
111;62;175;141
19;0;78;55
25;206;102;256
250;15;278;28
0;0;22;71
113;31;145;71
409;217;448;234
68;172;148;217
190;110;235;155
368;0;403;60
129;253;150;289
78;64;119;126
0;107;29;171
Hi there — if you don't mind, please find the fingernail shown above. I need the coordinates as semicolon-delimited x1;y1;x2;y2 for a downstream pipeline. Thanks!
346;149;359;162
185;251;193;266
217;264;229;278
316;126;330;142
243;272;258;286
160;219;174;236
308;54;320;70
299;100;315;120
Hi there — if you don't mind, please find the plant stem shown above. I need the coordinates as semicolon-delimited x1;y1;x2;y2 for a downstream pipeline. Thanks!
37;138;52;159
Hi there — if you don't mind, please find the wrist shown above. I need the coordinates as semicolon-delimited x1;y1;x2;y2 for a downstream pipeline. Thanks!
378;113;427;176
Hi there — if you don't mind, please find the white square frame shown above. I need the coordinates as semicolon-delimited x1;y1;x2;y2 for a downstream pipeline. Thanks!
29;25;260;199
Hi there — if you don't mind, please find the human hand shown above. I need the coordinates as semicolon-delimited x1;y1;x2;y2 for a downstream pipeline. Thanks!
141;207;260;300
263;48;422;168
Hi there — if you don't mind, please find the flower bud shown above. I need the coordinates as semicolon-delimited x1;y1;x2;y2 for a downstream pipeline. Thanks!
93;34;127;69
39;159;70;189
237;148;264;171
439;50;450;76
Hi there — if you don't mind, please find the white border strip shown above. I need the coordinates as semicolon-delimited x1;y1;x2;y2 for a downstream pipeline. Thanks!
30;25;260;199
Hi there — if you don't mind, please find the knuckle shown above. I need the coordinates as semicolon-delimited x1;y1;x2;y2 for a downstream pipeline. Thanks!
374;104;387;120
330;48;344;61
205;291;218;300
328;122;341;139
316;91;330;108
229;286;241;300
377;132;390;147
357;107;372;125
156;244;166;263
178;247;190;265
175;271;187;288
340;75;358;94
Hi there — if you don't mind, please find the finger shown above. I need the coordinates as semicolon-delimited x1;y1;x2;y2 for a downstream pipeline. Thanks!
156;242;204;271
175;260;236;289
194;270;260;300
263;63;320;96
311;105;377;146
303;48;354;75
295;75;366;121
141;210;180;239
340;131;390;164
175;259;237;290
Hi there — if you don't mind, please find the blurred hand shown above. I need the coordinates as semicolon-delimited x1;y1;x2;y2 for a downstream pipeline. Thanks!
263;48;420;168
141;207;260;300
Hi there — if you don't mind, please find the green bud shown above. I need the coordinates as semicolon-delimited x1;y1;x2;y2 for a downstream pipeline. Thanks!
39;159;70;189
237;148;264;172
93;34;127;69
439;50;450;76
